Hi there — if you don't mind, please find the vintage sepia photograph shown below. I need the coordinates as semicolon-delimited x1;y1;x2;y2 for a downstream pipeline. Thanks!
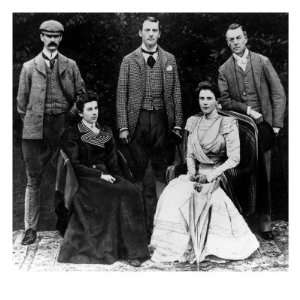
12;12;288;272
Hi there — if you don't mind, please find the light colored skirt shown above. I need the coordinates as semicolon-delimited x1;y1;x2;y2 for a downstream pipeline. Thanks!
150;174;259;263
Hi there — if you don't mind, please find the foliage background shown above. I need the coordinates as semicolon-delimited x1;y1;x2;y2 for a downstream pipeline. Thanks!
12;13;288;230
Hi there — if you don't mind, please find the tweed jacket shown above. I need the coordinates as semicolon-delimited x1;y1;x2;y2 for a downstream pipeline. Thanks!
17;52;85;139
218;50;286;128
116;46;183;136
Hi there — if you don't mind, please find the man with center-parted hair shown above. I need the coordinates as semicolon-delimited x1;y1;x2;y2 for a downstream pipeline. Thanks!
17;20;86;245
116;16;183;238
218;23;286;240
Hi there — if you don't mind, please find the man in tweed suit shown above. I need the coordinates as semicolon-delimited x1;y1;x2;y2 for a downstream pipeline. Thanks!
218;23;286;240
116;16;183;236
17;20;85;245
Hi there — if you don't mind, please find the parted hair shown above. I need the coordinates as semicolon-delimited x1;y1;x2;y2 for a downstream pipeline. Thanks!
225;23;247;39
140;16;161;30
76;90;99;112
195;81;220;99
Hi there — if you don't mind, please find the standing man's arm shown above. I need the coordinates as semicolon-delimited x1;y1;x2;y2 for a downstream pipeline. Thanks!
73;62;86;99
116;58;130;143
262;57;286;131
67;61;86;116
218;67;263;122
172;57;183;133
16;64;30;121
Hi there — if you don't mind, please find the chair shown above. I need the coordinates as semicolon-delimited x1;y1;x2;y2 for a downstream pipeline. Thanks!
166;110;259;216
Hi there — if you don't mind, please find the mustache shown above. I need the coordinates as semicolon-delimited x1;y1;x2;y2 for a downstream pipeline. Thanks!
48;42;58;47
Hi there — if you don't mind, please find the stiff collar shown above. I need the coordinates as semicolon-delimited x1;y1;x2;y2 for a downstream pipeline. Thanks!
141;43;158;61
42;48;58;60
82;119;98;134
78;121;112;148
233;48;249;63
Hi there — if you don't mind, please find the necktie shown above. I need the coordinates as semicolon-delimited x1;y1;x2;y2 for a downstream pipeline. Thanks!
141;48;158;68
42;53;58;70
147;55;156;68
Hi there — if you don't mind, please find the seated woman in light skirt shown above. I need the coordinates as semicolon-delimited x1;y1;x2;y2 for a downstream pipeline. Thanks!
150;81;259;264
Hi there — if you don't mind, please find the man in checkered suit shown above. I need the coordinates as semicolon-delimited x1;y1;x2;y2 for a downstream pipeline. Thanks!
116;16;183;235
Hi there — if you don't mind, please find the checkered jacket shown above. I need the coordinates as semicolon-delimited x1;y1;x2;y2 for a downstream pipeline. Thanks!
116;46;183;135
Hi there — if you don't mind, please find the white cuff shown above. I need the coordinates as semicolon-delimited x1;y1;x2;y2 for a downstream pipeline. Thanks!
247;106;252;115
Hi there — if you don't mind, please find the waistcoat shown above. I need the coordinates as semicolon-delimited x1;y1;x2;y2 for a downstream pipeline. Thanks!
45;61;69;115
235;63;262;113
142;55;164;110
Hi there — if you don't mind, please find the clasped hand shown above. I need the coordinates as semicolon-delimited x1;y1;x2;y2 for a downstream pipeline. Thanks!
189;170;220;183
101;174;116;184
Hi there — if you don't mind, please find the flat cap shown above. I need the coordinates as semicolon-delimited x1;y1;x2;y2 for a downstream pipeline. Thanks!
39;20;64;33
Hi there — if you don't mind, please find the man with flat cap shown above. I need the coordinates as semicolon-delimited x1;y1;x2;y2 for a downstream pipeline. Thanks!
17;20;86;245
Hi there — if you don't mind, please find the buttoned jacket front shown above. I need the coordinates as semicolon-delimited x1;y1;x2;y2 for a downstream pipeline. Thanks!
116;46;183;136
17;52;85;139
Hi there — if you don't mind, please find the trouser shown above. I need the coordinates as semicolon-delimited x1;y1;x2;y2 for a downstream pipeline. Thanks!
22;113;67;230
125;110;173;238
258;149;272;232
128;109;171;183
256;122;272;232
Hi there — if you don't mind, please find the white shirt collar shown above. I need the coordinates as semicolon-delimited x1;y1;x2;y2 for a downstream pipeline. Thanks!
233;48;249;71
42;48;58;60
141;43;159;61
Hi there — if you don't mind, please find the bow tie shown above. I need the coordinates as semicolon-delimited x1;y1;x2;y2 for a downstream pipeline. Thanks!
42;53;58;69
141;48;158;55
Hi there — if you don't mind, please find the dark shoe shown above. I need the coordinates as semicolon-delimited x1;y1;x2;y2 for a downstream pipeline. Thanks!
260;231;274;240
127;259;142;267
21;229;37;245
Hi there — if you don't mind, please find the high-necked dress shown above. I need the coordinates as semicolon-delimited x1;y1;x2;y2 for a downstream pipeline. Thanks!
57;121;149;264
150;109;259;263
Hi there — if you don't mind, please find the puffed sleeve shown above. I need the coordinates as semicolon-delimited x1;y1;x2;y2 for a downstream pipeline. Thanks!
61;126;103;178
185;116;200;176
214;117;240;176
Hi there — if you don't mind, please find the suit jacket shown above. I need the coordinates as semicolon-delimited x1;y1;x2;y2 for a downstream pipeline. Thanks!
116;46;183;136
218;50;286;128
17;52;86;139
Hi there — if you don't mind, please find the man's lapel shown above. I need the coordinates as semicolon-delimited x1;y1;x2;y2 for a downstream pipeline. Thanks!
158;46;168;98
227;56;241;98
249;51;262;92
34;52;46;76
133;47;146;96
57;52;68;76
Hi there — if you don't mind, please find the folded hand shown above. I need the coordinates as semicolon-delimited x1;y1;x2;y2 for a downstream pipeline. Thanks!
101;174;116;184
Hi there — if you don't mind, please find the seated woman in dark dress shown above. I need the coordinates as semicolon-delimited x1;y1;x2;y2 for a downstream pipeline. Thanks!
57;91;149;267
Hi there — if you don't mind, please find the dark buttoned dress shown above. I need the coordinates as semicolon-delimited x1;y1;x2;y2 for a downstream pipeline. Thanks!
57;122;148;264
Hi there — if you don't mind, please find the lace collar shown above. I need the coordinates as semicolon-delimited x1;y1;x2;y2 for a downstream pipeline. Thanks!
78;121;112;148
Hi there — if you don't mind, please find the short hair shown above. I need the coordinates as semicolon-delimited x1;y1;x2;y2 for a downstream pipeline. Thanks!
76;90;99;113
195;81;219;99
140;16;160;30
225;23;247;39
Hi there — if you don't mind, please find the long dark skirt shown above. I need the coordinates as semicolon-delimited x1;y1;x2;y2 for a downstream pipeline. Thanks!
57;175;149;264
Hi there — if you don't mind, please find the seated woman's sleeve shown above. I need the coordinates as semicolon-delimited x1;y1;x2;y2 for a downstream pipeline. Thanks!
185;116;199;176
215;117;240;175
105;133;122;176
61;127;103;178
